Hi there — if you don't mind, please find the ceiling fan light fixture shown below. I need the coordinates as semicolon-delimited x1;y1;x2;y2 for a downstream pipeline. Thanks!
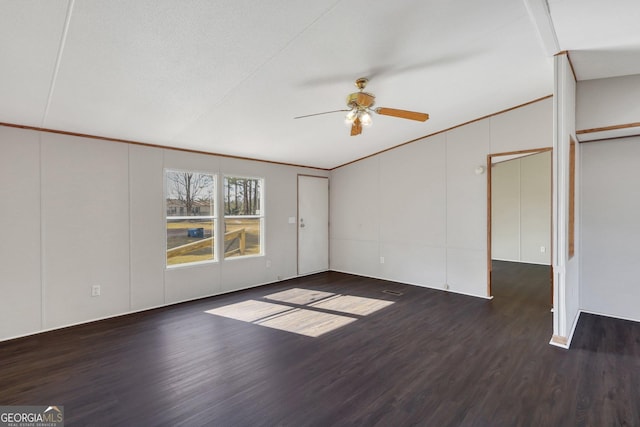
359;110;372;127
345;108;358;124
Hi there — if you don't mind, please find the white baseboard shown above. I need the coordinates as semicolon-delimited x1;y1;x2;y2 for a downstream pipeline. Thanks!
1;275;298;343
547;308;640;350
549;310;582;350
549;335;569;349
579;309;640;325
329;269;492;299
491;258;551;266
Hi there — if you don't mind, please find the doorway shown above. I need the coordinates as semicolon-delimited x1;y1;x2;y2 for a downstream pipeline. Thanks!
487;148;552;298
297;175;329;275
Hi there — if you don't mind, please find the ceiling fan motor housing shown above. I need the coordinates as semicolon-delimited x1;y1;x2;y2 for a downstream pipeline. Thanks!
346;92;375;108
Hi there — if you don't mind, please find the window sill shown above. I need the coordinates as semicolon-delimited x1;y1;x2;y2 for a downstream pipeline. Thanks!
223;253;265;262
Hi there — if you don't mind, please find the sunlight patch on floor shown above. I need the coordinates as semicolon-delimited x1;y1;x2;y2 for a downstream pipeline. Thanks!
309;294;394;316
264;288;335;305
205;300;293;322
206;288;395;337
255;308;356;337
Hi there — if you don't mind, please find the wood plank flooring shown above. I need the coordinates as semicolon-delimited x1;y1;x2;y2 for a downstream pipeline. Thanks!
1;262;640;426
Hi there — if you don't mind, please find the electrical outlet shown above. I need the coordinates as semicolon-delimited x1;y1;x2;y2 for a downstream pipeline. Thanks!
380;257;385;264
266;260;271;268
91;285;101;297
444;283;450;290
540;246;546;253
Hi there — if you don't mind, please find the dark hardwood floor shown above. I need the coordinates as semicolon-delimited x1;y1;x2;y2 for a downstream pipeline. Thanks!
2;262;640;426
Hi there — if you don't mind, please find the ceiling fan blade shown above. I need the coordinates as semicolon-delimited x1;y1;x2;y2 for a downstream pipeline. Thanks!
351;117;362;136
375;107;429;122
294;109;349;119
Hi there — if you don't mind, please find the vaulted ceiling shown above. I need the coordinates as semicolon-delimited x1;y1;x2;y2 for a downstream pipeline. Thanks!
2;0;639;169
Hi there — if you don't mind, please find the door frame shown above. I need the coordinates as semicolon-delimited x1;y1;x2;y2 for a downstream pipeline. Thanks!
486;147;553;296
297;174;329;276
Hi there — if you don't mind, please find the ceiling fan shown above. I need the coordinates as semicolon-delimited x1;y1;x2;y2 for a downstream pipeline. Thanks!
294;77;429;136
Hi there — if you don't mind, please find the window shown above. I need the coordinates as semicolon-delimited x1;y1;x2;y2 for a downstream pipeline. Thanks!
165;170;216;267
224;176;264;258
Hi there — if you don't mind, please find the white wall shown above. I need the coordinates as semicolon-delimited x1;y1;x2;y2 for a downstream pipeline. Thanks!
492;152;551;265
580;137;640;322
576;73;640;324
330;97;553;298
577;74;640;131
42;134;131;328
0;128;42;339
0;126;327;341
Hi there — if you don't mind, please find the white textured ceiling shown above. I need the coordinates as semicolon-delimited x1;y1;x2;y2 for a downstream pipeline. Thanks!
1;0;639;169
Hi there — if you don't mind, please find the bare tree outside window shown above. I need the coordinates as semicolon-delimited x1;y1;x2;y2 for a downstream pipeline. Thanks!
165;170;216;266
166;171;214;216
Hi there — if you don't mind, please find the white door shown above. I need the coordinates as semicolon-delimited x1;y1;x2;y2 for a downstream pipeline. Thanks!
298;175;329;275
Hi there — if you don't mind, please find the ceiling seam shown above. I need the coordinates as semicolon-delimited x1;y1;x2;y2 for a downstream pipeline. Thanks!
40;0;75;128
522;0;560;56
168;0;346;142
